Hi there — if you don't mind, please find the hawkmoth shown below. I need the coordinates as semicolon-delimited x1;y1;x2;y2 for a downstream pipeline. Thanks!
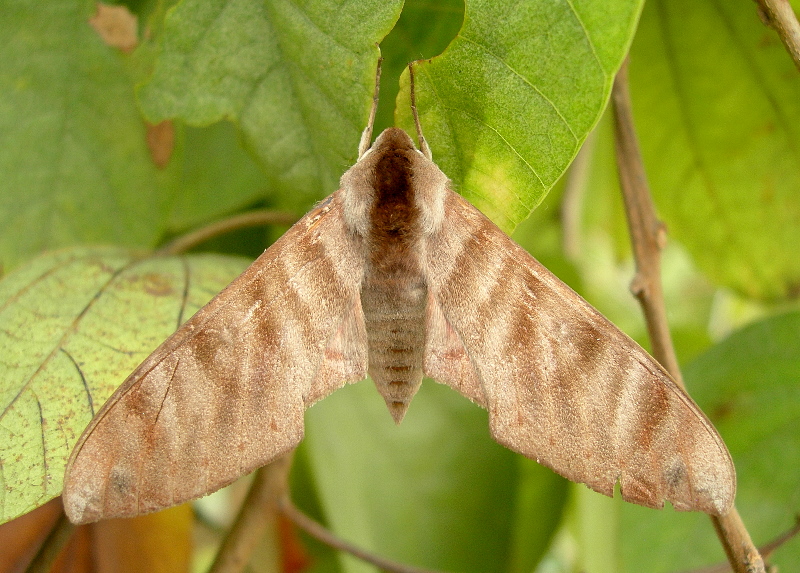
63;65;735;525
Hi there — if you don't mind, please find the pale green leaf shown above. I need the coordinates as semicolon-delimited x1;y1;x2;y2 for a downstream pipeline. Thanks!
629;0;800;300
303;381;519;573
374;0;464;133
167;122;269;231
0;247;248;523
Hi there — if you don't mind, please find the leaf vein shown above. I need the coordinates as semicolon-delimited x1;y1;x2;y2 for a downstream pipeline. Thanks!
457;35;578;140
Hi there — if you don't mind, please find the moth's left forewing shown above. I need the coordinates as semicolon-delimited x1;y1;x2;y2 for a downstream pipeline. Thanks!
63;191;367;523
424;190;735;516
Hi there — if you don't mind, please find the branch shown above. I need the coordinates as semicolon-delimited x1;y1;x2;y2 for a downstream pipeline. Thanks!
280;497;451;573
753;0;800;72
157;210;298;256
680;516;800;572
611;56;683;387
611;56;765;573
208;454;294;573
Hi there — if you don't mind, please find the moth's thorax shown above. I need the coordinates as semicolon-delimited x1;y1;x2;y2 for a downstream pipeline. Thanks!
340;127;448;422
341;128;448;241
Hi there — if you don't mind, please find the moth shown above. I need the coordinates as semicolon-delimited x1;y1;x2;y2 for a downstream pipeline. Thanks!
63;65;735;525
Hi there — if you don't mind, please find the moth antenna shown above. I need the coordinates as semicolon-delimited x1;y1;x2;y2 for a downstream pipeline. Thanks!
358;57;382;159
408;63;432;160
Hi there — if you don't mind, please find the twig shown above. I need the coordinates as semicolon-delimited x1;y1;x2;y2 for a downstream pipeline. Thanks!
753;0;800;72
757;514;800;559
24;508;74;573
679;516;800;572
611;56;765;573
208;454;294;573
711;511;766;573
280;497;451;573
157;210;298;256
610;56;683;387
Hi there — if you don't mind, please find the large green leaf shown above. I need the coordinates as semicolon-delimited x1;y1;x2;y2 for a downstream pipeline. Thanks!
396;0;645;233
303;381;520;573
0;247;248;523
0;1;172;270
629;0;800;300
621;311;800;571
138;0;404;209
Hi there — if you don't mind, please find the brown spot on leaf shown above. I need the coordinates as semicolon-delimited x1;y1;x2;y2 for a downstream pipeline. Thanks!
143;273;174;297
146;121;175;168
88;3;138;52
786;280;800;300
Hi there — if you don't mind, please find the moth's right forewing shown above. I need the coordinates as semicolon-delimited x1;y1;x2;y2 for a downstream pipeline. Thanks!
63;191;367;524
425;190;735;516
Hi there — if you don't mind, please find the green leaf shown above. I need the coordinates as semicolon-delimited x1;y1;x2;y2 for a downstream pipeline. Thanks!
167;122;270;231
621;311;800;571
0;1;171;270
374;0;464;134
138;0;404;208
629;0;800;300
396;0;645;233
0;247;248;523
303;381;520;573
507;458;569;573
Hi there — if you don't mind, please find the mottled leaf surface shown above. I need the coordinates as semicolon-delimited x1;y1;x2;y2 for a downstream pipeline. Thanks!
138;0;404;208
0;248;247;523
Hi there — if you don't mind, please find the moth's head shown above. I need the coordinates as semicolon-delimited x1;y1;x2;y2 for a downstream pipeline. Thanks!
341;127;448;237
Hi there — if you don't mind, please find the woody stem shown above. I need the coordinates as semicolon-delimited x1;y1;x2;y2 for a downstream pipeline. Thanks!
611;55;764;573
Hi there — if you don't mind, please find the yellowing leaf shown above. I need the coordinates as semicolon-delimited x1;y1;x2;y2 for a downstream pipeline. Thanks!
0;247;248;524
92;505;193;573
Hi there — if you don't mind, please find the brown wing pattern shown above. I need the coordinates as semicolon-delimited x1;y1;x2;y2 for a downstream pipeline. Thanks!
424;190;735;515
63;191;367;524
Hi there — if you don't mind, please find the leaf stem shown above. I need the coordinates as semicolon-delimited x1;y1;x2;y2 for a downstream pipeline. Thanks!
157;210;298;256
754;0;800;72
208;454;293;573
280;497;451;573
611;56;765;573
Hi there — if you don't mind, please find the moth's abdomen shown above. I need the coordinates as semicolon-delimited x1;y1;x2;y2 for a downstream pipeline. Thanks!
362;273;427;423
